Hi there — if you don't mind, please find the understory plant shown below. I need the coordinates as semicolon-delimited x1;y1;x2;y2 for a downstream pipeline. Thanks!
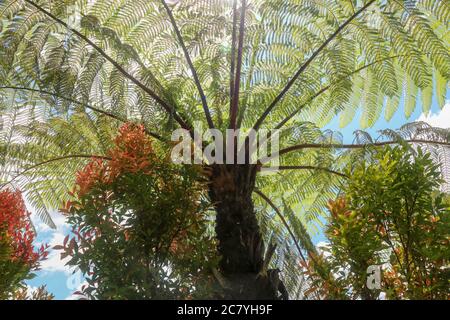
306;145;449;299
1;0;449;299
58;123;218;299
0;189;49;299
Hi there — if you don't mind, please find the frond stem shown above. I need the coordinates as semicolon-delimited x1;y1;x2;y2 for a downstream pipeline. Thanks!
229;0;238;118
242;53;425;159
252;0;376;131
0;86;165;141
268;165;348;178
254;189;308;264
23;0;190;131
229;0;247;130
1;154;111;188
275;54;406;130
160;0;214;129
275;139;450;158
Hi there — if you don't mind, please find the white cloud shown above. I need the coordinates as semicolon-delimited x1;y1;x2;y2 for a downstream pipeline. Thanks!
30;210;74;275
29;209;73;275
316;241;331;258
65;281;88;300
39;231;74;274
417;102;450;128
29;208;67;233
25;285;39;295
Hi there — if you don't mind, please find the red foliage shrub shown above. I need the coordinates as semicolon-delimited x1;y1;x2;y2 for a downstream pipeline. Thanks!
0;188;48;268
60;123;216;299
73;123;155;198
109;123;155;177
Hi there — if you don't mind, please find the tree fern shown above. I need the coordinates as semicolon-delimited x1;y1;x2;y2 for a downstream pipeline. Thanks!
0;0;449;298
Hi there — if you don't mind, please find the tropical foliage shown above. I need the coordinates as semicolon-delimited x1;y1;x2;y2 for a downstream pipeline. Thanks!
57;123;217;299
0;188;48;299
0;0;449;299
12;285;54;299
0;0;448;226
302;145;449;300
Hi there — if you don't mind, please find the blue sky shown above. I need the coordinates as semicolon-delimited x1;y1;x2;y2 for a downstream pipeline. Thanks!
26;93;450;299
326;91;450;143
27;212;82;300
311;91;450;245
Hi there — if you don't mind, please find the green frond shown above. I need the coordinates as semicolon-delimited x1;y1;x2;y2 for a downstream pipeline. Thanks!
0;0;448;259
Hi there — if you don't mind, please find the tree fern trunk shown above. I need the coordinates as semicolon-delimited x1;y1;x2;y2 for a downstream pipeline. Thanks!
208;164;286;299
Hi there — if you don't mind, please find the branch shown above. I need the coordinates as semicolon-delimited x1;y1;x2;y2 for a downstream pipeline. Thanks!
245;52;436;156
254;189;308;264
256;189;335;298
23;0;191;131
229;0;238;116
276;139;450;158
252;0;376;131
229;0;247;130
243;54;407;157
1;154;111;188
0;86;165;141
237;27;262;128
160;0;214;129
269;165;348;178
274;54;405;130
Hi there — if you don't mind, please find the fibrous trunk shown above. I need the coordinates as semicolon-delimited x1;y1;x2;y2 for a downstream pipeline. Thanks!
208;164;287;299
